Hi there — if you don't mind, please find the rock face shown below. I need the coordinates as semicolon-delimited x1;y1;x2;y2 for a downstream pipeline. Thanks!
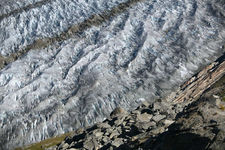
47;100;181;150
145;97;225;150
0;0;225;149
48;75;225;150
47;98;225;150
166;54;225;104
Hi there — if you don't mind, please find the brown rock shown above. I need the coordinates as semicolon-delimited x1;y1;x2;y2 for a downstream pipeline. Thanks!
110;107;127;118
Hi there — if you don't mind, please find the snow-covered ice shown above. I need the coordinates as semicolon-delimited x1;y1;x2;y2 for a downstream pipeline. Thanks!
0;0;225;149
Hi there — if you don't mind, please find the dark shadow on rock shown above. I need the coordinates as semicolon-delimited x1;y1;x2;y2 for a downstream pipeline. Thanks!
70;141;84;149
174;98;204;120
99;143;113;150
117;131;211;150
71;132;86;143
86;124;98;133
103;118;117;126
141;109;153;114
143;132;211;150
118;124;141;139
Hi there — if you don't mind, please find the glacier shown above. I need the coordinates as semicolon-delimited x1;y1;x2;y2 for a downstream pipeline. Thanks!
0;0;225;149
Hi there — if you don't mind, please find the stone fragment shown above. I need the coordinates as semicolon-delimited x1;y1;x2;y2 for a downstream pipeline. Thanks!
137;113;153;122
104;132;110;136
163;119;174;126
117;126;122;134
152;114;166;122
97;122;111;129
141;122;156;130
106;128;113;134
83;138;98;150
94;131;103;137
109;130;120;139
125;115;131;120
122;121;127;127
152;102;161;111
102;136;110;143
114;116;126;126
131;110;141;115
60;143;69;150
150;127;165;135
83;141;94;150
128;119;135;123
110;107;127;118
111;138;124;147
131;133;150;144
75;128;85;134
141;101;150;107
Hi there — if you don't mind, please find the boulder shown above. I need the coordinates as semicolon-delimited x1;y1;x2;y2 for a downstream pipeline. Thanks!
110;107;127;118
152;114;166;122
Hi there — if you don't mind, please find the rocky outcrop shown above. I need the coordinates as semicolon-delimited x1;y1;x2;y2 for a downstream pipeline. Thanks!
144;96;225;150
166;53;225;104
46;55;225;150
47;100;182;150
47;93;225;150
48;90;225;150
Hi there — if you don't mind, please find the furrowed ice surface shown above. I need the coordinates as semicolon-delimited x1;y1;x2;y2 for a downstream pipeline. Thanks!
0;0;130;55
0;0;225;149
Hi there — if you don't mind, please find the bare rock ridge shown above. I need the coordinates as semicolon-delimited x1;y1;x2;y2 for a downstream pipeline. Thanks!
167;52;225;104
47;100;181;150
46;54;225;150
48;98;225;150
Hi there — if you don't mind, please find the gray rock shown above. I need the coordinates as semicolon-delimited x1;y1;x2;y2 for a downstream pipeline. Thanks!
109;130;120;139
60;143;69;150
140;122;156;130
105;128;113;135
152;115;166;122
152;102;161;111
83;138;98;150
114;116;126;126
141;101;150;108
150;127;166;135
94;131;103;137
128;119;135;123
137;113;153;122
163;120;175;126
97;123;111;129
102;136;110;144
111;138;124;147
146;97;225;150
131;110;141;115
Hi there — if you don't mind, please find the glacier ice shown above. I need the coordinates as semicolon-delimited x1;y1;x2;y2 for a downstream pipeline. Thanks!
0;0;225;149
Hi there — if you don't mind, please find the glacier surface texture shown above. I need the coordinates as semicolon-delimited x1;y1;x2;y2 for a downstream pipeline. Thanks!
0;0;225;149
